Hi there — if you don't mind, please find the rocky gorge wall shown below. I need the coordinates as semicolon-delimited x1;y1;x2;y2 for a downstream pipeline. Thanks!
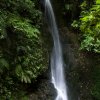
27;0;100;100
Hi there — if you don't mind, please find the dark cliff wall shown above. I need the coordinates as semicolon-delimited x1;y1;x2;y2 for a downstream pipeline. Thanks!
51;0;80;27
45;0;100;100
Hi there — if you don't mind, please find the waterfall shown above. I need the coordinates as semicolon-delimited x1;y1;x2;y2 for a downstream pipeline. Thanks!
45;0;68;100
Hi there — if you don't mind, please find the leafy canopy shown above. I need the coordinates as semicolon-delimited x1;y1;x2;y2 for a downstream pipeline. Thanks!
72;0;100;53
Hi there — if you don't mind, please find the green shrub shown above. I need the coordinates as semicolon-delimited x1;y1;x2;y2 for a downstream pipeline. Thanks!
6;15;46;83
72;0;100;53
0;0;47;99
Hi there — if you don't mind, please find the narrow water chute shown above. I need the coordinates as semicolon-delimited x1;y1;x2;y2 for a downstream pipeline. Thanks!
44;0;69;100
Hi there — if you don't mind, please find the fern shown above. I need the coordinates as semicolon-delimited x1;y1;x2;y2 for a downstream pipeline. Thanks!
7;15;40;39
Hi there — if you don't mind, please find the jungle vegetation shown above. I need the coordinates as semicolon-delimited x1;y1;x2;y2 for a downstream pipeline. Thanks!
0;0;47;99
0;0;100;100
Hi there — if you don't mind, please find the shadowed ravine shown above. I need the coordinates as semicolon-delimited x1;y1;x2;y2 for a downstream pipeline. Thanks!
45;0;68;100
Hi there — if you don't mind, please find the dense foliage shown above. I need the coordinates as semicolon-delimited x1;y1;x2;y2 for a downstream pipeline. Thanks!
71;0;100;100
72;0;100;53
0;0;47;99
0;0;99;99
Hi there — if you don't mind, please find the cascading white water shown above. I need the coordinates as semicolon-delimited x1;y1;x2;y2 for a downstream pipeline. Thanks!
45;0;68;100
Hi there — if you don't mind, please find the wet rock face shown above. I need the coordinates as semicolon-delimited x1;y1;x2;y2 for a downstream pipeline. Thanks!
51;0;81;27
35;80;56;100
28;27;98;100
59;27;98;100
39;0;45;11
29;94;38;100
27;27;99;100
29;70;57;100
59;28;79;100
